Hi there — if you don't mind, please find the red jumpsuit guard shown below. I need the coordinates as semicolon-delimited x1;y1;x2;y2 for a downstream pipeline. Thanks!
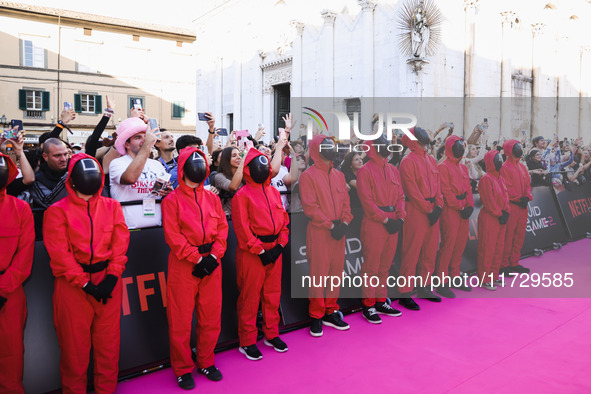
399;133;443;293
162;147;228;375
0;153;34;394
500;140;533;271
434;136;475;280
477;150;510;281
43;153;130;394
299;135;353;319
357;141;405;307
231;149;289;347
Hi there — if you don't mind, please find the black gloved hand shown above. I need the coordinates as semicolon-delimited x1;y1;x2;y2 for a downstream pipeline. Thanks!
330;220;348;240
427;206;443;226
83;282;102;303
384;218;403;234
258;250;275;266
459;206;474;220
193;255;219;278
0;295;7;311
96;274;118;304
498;210;510;225
518;196;530;209
267;244;284;263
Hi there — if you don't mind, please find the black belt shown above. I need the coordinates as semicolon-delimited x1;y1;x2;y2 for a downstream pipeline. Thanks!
456;193;467;200
378;206;395;212
510;200;526;207
198;242;214;254
425;197;436;203
257;234;279;243
79;260;109;274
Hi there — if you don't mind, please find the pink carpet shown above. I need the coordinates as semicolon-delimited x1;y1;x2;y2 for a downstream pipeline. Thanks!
115;239;591;393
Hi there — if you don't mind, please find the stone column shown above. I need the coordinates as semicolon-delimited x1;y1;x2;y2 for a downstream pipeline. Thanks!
358;0;377;132
320;10;336;98
500;11;518;139
463;0;479;139
530;23;548;139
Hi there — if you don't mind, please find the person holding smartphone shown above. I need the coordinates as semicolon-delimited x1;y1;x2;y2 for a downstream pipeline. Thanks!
162;147;228;389
0;153;35;394
43;153;130;393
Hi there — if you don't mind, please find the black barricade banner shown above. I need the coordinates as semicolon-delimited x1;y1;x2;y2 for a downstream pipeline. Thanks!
552;181;591;239
522;186;569;253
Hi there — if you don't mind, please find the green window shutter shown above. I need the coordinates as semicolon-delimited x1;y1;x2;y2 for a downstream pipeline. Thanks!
19;89;27;110
74;94;82;113
173;101;185;118
94;95;102;114
41;91;50;111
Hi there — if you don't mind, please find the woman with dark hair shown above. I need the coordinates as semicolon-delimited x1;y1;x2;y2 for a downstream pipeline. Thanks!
340;152;364;213
212;146;245;215
526;149;550;186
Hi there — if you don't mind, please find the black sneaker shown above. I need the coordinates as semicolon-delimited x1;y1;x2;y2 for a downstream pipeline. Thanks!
264;337;288;352
362;306;382;324
512;264;530;274
322;311;350;330
399;297;420;311
417;287;442;302
375;301;402;317
310;318;323;337
499;267;516;276
239;344;263;361
451;282;472;292
177;373;195;390
197;365;222;381
436;286;456;299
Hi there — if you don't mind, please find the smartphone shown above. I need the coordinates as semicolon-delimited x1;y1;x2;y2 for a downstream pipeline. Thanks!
198;112;210;121
133;99;142;110
484;118;488;123
64;101;73;111
216;128;228;136
148;118;159;131
11;119;23;132
151;172;171;195
236;129;250;138
258;123;264;129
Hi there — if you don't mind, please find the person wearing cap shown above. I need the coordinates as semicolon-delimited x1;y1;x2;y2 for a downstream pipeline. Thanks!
109;117;171;229
231;148;289;359
0;153;35;394
162;147;228;390
43;153;130;393
398;127;444;310
499;140;533;275
299;135;353;337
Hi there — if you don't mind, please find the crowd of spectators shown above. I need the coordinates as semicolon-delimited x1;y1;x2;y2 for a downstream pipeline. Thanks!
2;99;591;231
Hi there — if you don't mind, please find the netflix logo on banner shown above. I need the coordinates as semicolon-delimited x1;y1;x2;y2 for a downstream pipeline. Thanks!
567;197;591;218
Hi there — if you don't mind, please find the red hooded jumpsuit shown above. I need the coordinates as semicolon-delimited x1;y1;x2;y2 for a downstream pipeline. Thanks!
43;153;130;394
231;149;289;346
500;140;533;270
162;147;228;375
0;153;34;394
299;135;353;319
477;150;510;281
399;134;443;293
434;136;475;280
357;142;406;307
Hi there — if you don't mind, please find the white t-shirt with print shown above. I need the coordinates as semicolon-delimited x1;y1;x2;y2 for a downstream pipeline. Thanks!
109;154;167;229
270;165;290;211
